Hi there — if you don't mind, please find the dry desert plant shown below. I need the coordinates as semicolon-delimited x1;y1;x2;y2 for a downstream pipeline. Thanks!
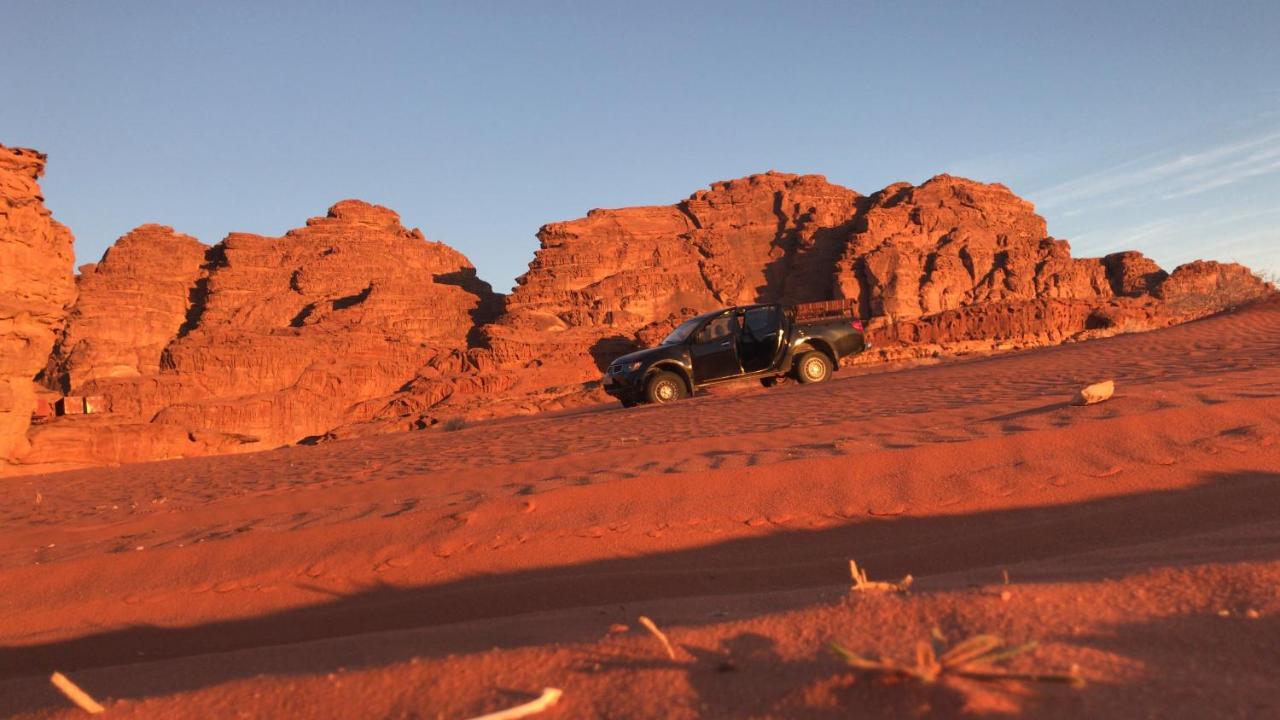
442;416;468;432
830;628;1083;687
49;672;105;714
849;559;913;593
638;615;678;660
462;687;563;720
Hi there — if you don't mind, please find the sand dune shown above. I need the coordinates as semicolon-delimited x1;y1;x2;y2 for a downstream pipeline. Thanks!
2;299;1279;718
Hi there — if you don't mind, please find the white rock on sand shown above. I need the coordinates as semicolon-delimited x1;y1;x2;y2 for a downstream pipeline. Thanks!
1074;380;1115;406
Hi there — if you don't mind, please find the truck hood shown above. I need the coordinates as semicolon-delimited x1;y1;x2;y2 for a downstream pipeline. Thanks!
608;346;675;368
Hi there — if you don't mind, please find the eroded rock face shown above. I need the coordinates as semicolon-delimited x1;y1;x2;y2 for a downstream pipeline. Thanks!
46;224;208;392
22;200;502;468
4;157;1273;473
0;145;75;462
832;176;1115;319
486;172;863;375
1156;260;1268;313
484;172;1274;377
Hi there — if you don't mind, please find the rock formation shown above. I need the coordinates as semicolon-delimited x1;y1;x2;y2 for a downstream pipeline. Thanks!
0;145;75;464
485;172;864;376
2;150;1273;474
492;172;1274;369
832;176;1111;318
20;200;502;470
45;224;207;391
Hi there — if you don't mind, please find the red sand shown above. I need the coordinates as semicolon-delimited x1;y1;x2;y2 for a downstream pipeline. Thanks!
2;299;1279;719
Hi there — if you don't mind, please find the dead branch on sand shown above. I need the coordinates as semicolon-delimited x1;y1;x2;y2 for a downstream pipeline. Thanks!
638;615;678;660
464;687;563;720
830;628;1083;687
49;672;105;714
849;560;913;593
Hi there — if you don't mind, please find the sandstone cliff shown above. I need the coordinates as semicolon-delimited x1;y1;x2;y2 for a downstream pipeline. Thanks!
3;151;1273;473
21;200;502;469
485;172;864;376
490;172;1272;371
0;145;75;464
45;224;207;391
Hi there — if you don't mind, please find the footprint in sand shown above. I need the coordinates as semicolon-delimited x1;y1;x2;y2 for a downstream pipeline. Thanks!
433;539;472;558
376;555;414;570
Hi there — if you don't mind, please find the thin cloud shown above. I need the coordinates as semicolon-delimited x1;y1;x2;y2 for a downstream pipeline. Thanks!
1159;147;1280;199
1033;128;1280;210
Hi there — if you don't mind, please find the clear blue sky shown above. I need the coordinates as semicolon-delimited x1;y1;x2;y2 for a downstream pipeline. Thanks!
4;1;1278;291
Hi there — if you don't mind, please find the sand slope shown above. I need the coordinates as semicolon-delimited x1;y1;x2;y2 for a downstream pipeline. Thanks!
2;299;1279;718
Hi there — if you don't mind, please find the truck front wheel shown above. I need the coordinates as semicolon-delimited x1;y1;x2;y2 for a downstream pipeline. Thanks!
645;371;688;404
794;351;832;384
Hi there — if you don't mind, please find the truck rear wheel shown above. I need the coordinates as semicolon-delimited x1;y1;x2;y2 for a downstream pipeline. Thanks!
645;371;688;404
794;351;832;384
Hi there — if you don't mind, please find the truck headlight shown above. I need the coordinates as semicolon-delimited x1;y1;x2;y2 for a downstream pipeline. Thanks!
624;360;643;372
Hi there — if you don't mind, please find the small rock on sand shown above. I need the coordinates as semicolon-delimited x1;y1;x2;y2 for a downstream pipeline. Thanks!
1073;380;1115;406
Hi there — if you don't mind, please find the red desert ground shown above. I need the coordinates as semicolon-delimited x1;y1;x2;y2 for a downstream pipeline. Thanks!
1;143;1278;718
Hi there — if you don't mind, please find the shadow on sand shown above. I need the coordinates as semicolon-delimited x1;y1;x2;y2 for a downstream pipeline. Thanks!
2;470;1278;716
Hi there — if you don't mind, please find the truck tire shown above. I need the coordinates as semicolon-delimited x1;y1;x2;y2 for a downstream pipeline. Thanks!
645;371;688;404
794;351;832;384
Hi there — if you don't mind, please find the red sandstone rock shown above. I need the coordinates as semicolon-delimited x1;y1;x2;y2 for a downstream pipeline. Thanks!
1156;260;1270;313
46;224;208;391
0;145;75;463
1103;251;1168;297
832;176;1116;319
23;200;501;466
3;156;1274;473
485;172;863;378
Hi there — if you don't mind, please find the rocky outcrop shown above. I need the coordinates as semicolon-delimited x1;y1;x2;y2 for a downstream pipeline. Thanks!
485;172;863;376
45;224;207;392
0;145;75;463
1155;260;1269;314
3;151;1273;474
492;173;1274;374
20;200;502;470
832;176;1119;319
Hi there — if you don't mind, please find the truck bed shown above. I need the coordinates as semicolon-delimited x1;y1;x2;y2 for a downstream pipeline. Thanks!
787;298;859;323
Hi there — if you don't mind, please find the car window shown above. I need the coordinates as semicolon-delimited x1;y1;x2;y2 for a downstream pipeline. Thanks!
661;317;702;345
743;306;780;338
695;313;735;343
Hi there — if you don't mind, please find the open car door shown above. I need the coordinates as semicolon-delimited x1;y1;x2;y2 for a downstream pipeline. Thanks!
690;310;741;383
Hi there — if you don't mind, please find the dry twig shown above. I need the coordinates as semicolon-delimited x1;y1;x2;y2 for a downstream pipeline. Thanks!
849;560;913;593
638;615;677;660
464;687;563;720
49;672;105;715
830;628;1083;687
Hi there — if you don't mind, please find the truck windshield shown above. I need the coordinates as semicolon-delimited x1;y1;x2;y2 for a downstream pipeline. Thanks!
661;317;702;345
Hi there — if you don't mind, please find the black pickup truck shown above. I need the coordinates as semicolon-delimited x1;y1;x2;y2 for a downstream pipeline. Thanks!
602;300;866;407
